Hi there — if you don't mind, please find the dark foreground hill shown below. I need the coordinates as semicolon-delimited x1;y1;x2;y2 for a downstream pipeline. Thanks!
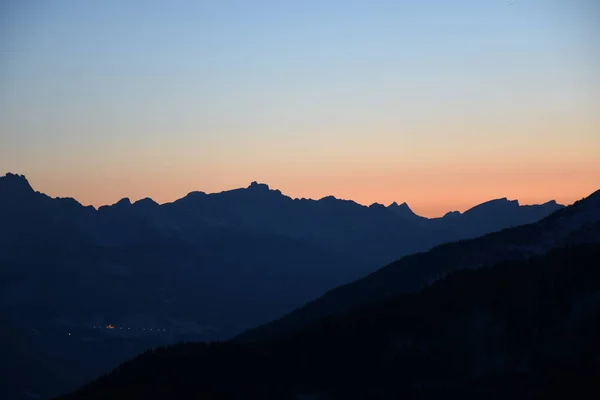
58;243;600;400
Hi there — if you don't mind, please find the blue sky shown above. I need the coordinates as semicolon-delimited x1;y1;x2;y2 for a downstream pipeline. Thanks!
1;0;598;216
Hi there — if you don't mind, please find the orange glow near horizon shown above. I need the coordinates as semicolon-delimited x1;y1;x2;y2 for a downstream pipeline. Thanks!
8;104;598;218
19;157;600;218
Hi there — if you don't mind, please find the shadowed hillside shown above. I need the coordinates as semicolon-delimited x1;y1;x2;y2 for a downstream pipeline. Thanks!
58;244;600;400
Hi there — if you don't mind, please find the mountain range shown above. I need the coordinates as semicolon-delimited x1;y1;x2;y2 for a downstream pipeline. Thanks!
1;172;563;264
0;172;575;399
56;188;600;399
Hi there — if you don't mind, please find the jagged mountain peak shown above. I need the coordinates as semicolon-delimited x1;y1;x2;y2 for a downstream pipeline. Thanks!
389;201;414;212
115;198;132;206
0;172;35;195
443;210;462;219
388;201;421;219
248;181;270;191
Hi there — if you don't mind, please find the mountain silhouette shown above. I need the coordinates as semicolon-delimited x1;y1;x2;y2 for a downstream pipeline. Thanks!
0;172;571;399
0;173;564;263
387;201;423;222
0;172;34;198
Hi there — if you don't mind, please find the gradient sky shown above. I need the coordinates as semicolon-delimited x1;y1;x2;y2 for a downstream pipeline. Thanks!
1;0;598;217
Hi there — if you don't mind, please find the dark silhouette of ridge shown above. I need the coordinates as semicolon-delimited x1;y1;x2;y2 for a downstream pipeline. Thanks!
133;197;159;211
388;201;416;215
387;201;426;224
0;172;35;196
0;172;569;267
443;210;461;218
0;171;569;271
248;181;271;191
236;189;600;343
57;244;600;400
0;172;563;267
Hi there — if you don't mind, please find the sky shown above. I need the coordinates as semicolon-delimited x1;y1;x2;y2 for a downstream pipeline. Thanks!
0;0;598;217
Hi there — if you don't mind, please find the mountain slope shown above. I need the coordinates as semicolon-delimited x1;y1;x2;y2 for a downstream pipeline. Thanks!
58;243;600;400
237;190;600;342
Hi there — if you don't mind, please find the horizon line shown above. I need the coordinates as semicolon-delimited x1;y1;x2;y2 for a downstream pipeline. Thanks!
2;172;572;220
